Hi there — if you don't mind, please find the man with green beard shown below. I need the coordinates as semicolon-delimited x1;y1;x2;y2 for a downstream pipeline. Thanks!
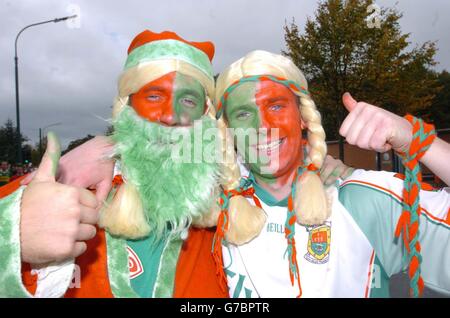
0;30;232;298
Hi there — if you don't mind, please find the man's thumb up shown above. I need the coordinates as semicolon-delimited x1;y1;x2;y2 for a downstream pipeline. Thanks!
32;131;61;183
342;92;358;113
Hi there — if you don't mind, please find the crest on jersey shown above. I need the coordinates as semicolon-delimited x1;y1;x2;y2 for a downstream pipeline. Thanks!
304;223;331;264
127;246;144;279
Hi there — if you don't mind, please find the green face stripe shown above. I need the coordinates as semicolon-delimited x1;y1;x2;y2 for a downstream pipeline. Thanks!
225;82;271;176
124;39;213;79
173;72;206;123
225;82;260;129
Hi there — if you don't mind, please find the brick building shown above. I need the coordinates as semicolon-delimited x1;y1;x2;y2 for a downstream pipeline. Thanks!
327;129;450;187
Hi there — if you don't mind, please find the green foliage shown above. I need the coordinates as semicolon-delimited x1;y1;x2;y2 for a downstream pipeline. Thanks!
0;119;28;164
416;70;450;129
284;0;440;139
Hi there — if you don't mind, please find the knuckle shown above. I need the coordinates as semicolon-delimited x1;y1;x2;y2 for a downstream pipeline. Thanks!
68;205;82;220
356;140;366;149
87;225;97;239
69;187;80;201
59;239;75;259
66;221;80;238
346;136;355;145
75;242;87;257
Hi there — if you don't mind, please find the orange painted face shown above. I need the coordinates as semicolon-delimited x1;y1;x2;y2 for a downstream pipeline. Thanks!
130;71;206;126
225;80;304;180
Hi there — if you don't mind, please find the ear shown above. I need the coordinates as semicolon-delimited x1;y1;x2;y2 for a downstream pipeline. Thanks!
300;116;307;130
129;94;135;106
296;97;306;130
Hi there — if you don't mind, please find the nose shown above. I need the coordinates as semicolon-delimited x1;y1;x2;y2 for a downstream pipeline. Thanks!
259;112;273;133
159;106;178;126
259;111;280;142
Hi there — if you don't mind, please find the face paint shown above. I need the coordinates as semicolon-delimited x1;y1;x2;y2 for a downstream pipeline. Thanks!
130;71;206;126
225;80;304;182
224;82;264;173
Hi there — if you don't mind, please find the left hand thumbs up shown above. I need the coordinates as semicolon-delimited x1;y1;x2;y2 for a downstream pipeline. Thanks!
339;92;412;153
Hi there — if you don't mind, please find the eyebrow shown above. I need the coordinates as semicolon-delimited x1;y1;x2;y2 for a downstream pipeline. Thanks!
266;96;288;104
228;103;257;114
176;88;203;99
143;86;166;93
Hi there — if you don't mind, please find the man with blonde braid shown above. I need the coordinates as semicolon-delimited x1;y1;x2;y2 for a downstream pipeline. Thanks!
55;49;450;297
212;50;450;298
26;51;450;297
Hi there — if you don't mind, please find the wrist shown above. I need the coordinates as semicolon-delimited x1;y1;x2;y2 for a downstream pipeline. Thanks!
397;114;436;161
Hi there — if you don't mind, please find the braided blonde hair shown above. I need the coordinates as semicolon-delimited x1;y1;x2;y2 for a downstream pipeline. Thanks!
215;50;330;225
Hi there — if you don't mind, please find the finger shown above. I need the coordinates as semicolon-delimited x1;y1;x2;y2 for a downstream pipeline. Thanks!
370;125;392;153
20;171;36;185
325;166;345;185
320;161;336;183
354;113;381;150
341;167;355;179
344;111;367;145
80;206;100;225
72;242;87;259
94;179;113;205
342;92;358;112
339;103;364;137
33;132;61;183
78;188;98;209
75;224;97;241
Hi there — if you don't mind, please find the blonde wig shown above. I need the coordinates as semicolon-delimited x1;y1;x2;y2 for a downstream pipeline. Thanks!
215;50;330;226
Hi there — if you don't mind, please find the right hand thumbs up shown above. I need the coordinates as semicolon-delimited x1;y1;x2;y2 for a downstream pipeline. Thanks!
32;131;61;183
20;132;99;265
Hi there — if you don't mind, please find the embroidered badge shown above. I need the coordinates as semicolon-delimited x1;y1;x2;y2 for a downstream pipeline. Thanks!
304;222;331;264
127;246;144;279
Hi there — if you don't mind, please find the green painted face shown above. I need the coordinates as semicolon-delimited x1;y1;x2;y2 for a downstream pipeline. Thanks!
225;80;304;183
131;71;206;126
173;72;205;124
224;81;270;177
225;82;260;130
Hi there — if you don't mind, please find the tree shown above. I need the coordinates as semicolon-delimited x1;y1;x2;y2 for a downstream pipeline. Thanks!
105;125;114;136
417;70;450;130
0;119;29;163
283;0;440;159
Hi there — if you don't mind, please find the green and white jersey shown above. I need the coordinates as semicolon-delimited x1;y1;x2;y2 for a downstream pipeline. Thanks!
222;169;450;298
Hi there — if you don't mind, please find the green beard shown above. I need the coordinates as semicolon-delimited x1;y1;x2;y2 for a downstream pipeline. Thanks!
112;106;221;238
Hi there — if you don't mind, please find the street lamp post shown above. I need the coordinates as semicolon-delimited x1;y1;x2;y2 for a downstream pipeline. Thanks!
14;15;77;164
